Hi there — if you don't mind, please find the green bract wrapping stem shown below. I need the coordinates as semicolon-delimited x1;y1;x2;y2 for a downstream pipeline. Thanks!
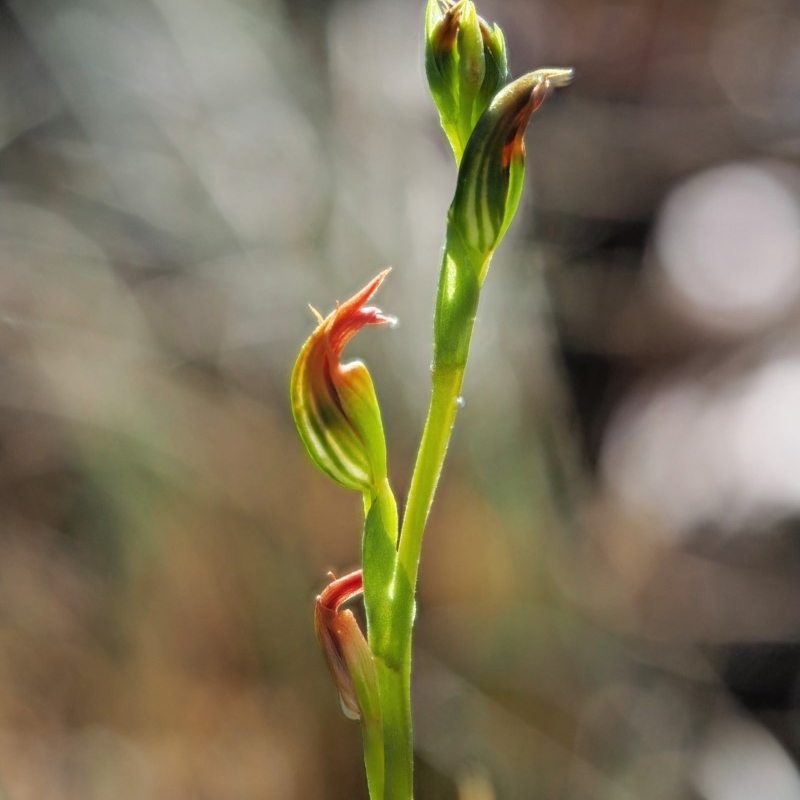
290;271;394;496
425;0;508;163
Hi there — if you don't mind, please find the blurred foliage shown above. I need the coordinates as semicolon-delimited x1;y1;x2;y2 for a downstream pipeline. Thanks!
1;0;800;798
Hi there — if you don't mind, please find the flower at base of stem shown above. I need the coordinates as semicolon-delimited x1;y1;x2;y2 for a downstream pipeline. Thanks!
315;570;380;723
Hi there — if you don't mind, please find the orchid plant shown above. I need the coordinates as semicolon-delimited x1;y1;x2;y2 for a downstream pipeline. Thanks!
291;2;573;797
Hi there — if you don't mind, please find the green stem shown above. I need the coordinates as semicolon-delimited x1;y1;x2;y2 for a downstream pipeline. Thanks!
362;717;385;800
374;367;465;800
377;655;413;800
397;366;465;589
378;246;481;799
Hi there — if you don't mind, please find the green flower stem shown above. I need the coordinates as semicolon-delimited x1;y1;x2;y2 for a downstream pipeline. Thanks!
376;655;413;800
397;227;482;601
375;243;482;800
397;364;465;589
373;364;466;800
362;716;385;800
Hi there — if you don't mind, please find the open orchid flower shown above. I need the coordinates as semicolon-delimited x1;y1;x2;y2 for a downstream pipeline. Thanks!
290;271;393;494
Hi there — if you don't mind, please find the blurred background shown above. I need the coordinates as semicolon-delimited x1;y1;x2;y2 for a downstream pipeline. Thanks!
0;0;799;797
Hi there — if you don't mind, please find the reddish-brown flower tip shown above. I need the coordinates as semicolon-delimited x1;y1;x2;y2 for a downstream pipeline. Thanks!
430;0;463;53
317;569;364;614
501;78;551;169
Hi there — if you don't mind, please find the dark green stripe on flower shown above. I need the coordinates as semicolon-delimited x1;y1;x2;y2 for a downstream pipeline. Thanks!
434;67;573;371
450;67;574;280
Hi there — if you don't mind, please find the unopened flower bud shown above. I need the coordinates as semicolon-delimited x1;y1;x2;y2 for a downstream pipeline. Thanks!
450;67;574;282
425;0;509;162
291;272;393;493
315;570;380;723
434;67;573;371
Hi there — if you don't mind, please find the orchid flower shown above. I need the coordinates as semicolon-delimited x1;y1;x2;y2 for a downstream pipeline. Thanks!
290;271;393;496
314;570;379;723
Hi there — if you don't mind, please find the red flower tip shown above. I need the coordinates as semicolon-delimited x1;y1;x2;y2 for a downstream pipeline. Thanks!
317;569;364;614
324;269;393;357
